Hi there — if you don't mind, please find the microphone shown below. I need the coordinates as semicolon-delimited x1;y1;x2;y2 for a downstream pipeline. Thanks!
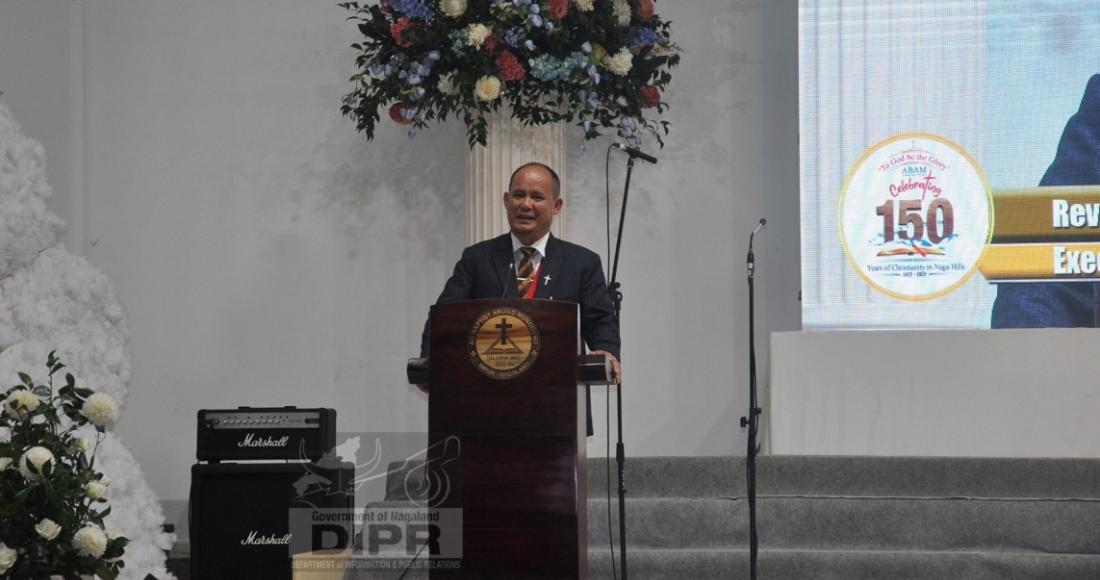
747;218;766;278
612;142;658;164
503;263;514;298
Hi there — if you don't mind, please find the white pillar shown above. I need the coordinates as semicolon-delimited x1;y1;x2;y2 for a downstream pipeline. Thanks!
466;108;567;245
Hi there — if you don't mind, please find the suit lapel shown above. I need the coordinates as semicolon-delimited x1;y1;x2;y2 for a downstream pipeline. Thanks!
535;236;566;300
492;235;518;298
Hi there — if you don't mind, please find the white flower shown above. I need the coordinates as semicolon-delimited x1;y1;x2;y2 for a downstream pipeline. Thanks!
106;529;123;541
72;525;108;558
35;518;61;541
474;75;502;102
19;446;54;480
0;457;11;471
605;48;634;76
439;0;466;17
85;479;109;500
437;72;459;96
573;0;594;11
0;543;16;574
0;426;10;443
70;435;93;454
80;392;118;428
611;0;631;26
3;389;41;418
466;23;492;48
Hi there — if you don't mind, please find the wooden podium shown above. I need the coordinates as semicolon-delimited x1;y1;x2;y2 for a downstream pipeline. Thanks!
408;298;611;579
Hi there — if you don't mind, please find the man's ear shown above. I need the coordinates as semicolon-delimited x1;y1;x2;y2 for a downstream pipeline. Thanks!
553;195;563;214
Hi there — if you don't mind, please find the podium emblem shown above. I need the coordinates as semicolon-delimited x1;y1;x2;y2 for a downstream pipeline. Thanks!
468;307;541;379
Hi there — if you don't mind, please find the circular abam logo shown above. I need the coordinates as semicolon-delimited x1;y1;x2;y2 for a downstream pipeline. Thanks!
467;307;541;380
839;132;993;301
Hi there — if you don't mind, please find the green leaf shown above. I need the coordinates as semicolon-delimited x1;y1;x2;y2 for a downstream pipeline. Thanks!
18;372;33;387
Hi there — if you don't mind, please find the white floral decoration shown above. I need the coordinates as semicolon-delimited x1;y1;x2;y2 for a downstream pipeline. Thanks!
0;543;17;574
3;388;40;418
19;445;55;480
81;392;119;428
35;518;62;541
72;525;108;558
466;23;492;47
474;75;502;101
605;48;634;76
0;103;64;281
85;479;109;500
0;103;174;579
573;0;594;12
611;0;631;26
437;72;459;96
439;0;466;18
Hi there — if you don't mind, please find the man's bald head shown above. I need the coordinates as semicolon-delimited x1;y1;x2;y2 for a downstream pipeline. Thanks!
509;162;561;198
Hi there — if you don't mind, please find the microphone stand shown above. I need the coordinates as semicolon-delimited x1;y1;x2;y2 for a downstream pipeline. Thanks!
740;219;765;580
607;155;635;580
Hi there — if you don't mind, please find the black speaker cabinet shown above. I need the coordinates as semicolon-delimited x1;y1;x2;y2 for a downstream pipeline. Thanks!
190;462;355;580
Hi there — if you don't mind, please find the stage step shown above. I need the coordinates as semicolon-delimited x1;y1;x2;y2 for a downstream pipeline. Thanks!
586;496;1100;552
373;455;1100;579
585;455;1100;498
584;455;1100;579
588;548;1100;580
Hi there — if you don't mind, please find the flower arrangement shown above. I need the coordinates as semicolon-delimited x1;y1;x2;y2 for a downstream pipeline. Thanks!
340;0;680;147
0;351;128;579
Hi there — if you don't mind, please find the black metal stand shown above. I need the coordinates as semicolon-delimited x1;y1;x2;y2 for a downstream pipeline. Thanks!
740;220;765;580
607;156;635;580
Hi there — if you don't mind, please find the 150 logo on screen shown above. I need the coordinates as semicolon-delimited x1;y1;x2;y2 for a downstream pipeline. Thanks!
839;133;993;301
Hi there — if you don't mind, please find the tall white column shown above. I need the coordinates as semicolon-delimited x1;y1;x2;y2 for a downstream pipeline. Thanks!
466;108;567;245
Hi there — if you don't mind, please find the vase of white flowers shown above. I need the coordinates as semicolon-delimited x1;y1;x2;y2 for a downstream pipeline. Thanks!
0;351;128;579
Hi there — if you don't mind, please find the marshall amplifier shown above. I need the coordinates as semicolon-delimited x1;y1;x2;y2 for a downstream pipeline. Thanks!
196;407;336;462
190;462;355;580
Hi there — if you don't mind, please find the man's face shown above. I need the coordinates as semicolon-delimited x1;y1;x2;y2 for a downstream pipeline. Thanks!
503;165;562;244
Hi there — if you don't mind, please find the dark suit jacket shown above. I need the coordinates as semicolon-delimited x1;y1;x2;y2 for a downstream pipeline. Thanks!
420;233;621;359
992;74;1100;328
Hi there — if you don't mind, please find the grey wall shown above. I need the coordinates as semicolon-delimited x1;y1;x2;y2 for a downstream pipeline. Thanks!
0;0;801;521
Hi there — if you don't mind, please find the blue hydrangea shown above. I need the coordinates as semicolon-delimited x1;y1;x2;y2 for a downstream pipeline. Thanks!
449;30;469;54
632;28;664;46
391;0;434;20
530;55;566;81
504;27;527;48
563;52;590;72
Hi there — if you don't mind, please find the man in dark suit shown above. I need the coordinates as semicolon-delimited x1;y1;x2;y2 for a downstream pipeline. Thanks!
419;162;622;431
992;74;1100;327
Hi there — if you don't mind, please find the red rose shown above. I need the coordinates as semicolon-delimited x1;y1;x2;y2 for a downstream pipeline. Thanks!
483;34;499;54
388;101;414;125
637;0;655;22
641;85;660;108
548;0;568;20
389;17;413;48
496;50;526;82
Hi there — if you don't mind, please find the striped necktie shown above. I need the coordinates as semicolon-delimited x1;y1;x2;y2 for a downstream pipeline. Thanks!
516;247;536;296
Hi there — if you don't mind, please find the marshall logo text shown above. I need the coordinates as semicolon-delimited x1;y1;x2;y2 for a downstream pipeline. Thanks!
241;531;292;546
237;433;291;448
